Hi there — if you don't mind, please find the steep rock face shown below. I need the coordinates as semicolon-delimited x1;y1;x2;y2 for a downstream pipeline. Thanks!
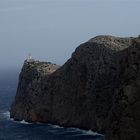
106;38;140;140
10;61;60;121
10;35;140;140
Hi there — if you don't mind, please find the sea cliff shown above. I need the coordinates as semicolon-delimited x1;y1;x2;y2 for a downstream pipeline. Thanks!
10;35;140;140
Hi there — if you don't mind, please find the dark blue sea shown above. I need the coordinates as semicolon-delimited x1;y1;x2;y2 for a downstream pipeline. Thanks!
0;70;104;140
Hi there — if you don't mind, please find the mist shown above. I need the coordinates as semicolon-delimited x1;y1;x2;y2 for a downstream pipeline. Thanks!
0;0;140;69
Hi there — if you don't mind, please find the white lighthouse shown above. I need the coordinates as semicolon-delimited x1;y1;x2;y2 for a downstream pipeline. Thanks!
29;53;32;60
27;53;34;62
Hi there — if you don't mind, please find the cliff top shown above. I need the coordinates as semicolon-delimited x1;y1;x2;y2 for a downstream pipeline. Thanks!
24;59;60;75
88;35;134;51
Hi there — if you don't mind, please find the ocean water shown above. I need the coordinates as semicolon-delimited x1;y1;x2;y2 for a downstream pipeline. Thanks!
0;70;104;140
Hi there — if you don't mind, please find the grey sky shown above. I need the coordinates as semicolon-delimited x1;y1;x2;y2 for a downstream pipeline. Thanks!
0;0;140;69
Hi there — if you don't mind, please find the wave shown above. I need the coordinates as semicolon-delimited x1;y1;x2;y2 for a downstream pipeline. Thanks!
19;120;31;124
2;111;10;120
48;124;64;129
1;111;32;125
48;124;103;137
67;128;103;137
1;111;104;138
81;129;103;136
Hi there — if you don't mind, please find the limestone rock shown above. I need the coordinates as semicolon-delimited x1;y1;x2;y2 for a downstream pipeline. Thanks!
10;35;140;140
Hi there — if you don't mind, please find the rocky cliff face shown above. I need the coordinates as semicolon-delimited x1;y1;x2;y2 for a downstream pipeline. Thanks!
10;35;140;140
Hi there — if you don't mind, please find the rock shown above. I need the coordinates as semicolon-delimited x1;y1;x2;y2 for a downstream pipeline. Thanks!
10;35;140;140
10;60;60;121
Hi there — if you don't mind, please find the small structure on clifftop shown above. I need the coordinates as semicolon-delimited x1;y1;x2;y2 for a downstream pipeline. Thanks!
27;53;34;62
29;53;32;59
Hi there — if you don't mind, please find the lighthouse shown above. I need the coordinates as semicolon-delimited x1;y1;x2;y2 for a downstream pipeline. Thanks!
29;53;32;60
27;53;34;62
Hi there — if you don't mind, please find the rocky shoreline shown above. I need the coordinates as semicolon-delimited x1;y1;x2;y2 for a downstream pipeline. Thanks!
10;35;140;140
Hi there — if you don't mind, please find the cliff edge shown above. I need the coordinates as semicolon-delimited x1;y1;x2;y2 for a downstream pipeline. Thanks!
10;35;140;140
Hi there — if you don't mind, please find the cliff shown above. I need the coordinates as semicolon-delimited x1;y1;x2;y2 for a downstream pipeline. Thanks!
10;35;140;140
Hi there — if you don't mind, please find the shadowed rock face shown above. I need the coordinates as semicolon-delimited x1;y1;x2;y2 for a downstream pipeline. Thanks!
10;35;140;140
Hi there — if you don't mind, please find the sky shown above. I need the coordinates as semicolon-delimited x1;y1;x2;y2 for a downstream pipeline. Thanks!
0;0;140;70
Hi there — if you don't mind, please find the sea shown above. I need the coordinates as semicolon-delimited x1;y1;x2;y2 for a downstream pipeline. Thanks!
0;70;104;140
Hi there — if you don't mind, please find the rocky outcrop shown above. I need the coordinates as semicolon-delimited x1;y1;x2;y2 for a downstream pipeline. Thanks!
10;35;140;140
10;61;60;121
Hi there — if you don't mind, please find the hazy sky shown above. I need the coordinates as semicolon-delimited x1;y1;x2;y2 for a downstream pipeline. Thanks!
0;0;140;69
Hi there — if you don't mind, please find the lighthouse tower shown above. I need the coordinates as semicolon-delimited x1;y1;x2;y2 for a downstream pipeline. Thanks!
27;53;34;62
29;53;32;60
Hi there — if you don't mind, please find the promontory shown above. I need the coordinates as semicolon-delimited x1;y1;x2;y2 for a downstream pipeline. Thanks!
10;35;140;140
